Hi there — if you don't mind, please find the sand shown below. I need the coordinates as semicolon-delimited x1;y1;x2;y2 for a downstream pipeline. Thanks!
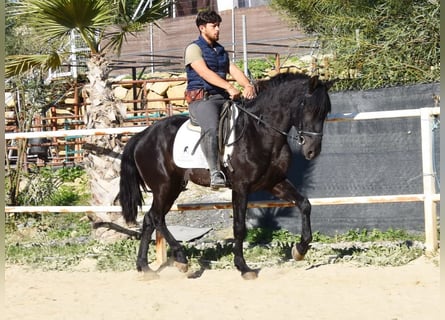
5;255;440;320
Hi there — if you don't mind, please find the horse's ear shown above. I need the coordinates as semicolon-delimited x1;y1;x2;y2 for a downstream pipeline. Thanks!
308;75;319;94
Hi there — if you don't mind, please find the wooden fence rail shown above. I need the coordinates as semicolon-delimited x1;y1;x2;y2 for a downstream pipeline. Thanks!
4;194;440;214
5;107;437;140
5;107;440;253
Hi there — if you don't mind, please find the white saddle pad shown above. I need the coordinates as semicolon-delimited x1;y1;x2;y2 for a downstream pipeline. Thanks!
173;106;238;169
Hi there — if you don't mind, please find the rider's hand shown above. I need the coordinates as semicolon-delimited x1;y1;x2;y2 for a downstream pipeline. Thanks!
242;84;256;100
226;85;241;100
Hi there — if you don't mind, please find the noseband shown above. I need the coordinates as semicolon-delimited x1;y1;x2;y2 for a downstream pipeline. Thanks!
296;129;323;145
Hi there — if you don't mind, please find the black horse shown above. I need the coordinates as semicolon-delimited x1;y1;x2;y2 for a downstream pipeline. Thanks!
119;73;332;279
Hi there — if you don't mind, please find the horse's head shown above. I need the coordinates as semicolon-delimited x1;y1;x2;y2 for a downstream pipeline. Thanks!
295;76;332;160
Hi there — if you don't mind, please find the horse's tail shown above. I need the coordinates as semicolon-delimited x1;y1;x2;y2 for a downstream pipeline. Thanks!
119;130;149;224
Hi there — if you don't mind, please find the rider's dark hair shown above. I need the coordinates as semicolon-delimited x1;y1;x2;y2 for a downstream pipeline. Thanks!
196;9;222;27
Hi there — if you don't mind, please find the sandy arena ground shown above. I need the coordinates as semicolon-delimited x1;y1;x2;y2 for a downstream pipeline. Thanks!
5;255;440;320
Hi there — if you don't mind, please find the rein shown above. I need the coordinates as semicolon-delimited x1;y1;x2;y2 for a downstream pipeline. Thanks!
233;100;323;146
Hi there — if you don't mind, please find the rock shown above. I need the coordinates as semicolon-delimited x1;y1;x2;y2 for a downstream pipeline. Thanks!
150;81;171;96
64;98;76;104
146;91;166;110
113;86;128;100
123;88;140;112
166;83;187;107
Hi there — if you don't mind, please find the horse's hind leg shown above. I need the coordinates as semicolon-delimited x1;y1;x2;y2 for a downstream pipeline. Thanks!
136;210;156;273
270;179;312;260
149;204;189;273
137;180;189;274
137;208;188;274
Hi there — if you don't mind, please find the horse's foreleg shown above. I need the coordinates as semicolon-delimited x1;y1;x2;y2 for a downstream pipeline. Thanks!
270;179;312;260
292;197;312;260
232;190;258;280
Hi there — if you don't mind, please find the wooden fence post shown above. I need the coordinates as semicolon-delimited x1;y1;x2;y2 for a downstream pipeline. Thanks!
155;230;168;266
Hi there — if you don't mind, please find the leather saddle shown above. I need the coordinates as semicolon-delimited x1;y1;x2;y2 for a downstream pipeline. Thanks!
173;101;238;169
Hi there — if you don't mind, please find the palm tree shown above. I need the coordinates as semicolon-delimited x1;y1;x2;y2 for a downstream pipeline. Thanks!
6;0;172;235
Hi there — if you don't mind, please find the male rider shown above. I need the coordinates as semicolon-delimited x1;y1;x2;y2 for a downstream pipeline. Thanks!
184;9;256;189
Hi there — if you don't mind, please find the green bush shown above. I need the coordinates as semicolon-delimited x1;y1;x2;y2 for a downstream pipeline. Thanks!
16;167;62;206
47;186;81;206
8;166;90;206
56;166;85;182
235;57;276;80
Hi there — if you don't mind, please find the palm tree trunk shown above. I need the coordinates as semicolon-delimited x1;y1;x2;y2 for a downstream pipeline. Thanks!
82;54;128;240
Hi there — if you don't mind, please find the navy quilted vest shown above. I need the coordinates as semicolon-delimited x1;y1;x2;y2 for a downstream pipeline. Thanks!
186;35;229;95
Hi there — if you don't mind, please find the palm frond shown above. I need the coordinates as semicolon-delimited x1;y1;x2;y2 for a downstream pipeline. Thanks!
5;52;64;78
102;0;172;56
6;0;172;76
133;0;172;24
10;0;115;53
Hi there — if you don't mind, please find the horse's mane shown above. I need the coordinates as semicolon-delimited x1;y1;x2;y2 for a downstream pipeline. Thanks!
249;72;331;118
255;72;311;92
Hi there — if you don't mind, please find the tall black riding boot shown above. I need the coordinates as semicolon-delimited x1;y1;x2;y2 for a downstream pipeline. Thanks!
201;131;226;189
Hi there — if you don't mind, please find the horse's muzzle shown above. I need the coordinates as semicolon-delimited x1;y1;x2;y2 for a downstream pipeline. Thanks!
303;143;322;160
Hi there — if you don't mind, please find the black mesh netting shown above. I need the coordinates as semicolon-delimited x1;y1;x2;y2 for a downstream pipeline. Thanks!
248;82;440;235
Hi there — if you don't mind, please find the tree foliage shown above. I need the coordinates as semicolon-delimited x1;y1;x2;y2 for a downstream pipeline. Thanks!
271;0;440;90
4;0;173;214
5;0;172;78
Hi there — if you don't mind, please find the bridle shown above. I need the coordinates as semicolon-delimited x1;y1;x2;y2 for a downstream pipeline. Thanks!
295;129;323;145
233;100;323;146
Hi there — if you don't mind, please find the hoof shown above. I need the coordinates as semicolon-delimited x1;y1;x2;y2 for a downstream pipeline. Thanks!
241;271;258;280
137;263;150;272
138;269;160;281
292;245;305;261
174;261;189;273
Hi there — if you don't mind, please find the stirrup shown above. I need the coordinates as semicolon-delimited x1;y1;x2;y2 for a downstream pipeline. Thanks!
210;171;226;189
